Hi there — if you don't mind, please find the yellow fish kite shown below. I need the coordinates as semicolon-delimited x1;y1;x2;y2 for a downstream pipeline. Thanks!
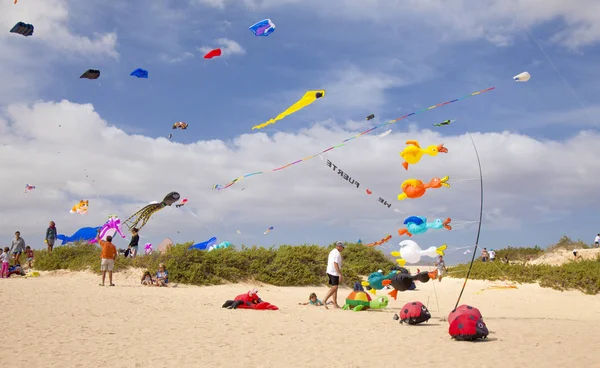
252;90;325;130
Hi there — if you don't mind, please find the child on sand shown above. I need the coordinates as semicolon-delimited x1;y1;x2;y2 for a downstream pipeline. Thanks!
25;246;34;270
141;271;154;286
299;293;332;306
1;247;10;278
155;263;168;287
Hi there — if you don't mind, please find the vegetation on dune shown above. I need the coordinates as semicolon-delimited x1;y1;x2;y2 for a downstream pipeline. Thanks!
448;236;600;295
33;242;395;287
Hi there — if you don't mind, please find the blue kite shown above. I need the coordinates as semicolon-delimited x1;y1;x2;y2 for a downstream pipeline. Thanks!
56;226;101;245
189;236;217;250
249;19;275;36
130;68;148;78
10;22;34;37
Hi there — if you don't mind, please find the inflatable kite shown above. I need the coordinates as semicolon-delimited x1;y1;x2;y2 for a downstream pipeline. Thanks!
361;270;397;294
70;200;89;215
144;243;153;255
209;241;232;251
189;236;217;250
204;48;221;59
391;240;447;266
386;269;437;300
10;22;34;37
264;226;274;235
398;216;451;237
130;68;148;78
251;90;325;130
89;216;126;243
366;114;375;120
80;69;100;79
365;235;392;247
222;289;279;310
24;184;35;192
175;198;188;208
398;176;449;201
434;119;454;127
448;305;488;341
123;192;180;231
343;282;388;311
399;140;447;170
249;19;275;36
56;226;101;245
172;122;188;130
513;71;531;82
373;129;392;140
393;301;431;325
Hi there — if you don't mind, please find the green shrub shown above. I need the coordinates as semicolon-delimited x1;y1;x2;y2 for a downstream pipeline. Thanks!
494;246;544;263
31;241;395;287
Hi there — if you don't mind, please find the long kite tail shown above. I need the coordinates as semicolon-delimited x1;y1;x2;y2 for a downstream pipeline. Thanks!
454;133;484;310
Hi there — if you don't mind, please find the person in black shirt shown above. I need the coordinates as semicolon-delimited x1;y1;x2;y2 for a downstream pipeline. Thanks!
128;228;140;258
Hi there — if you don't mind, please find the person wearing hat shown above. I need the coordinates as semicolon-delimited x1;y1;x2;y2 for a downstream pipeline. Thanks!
323;241;345;309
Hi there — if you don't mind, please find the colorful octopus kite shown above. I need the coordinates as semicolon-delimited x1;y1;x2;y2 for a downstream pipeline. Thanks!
123;192;180;231
398;176;449;201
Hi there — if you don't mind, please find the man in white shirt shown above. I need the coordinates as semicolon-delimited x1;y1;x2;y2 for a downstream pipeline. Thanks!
323;241;344;309
595;234;600;248
489;249;496;262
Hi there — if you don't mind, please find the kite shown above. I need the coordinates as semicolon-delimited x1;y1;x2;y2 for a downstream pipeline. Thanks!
123;192;180;231
264;226;274;235
14;0;17;3
513;72;530;82
386;269;437;299
208;241;232;251
130;68;148;78
89;216;126;243
175;198;188;208
394;301;431;325
168;134;173;139
434;119;454;127
236;230;241;234
361;270;397;294
10;22;33;37
391;240;447;266
398;176;449;201
400;140;447;170
144;243;153;255
373;129;391;140
251;90;325;130
173;122;188;129
189;237;217;250
249;19;276;37
70;200;89;215
222;289;279;310
215;87;495;189
204;48;221;59
56;226;101;245
366;114;375;121
398;216;452;237
365;235;392;247
342;283;389;311
80;69;100;79
24;184;35;193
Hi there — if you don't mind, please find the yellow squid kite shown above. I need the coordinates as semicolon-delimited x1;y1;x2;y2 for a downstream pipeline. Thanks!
251;90;325;130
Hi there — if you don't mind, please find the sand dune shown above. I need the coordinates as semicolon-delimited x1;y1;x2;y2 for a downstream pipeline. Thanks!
527;248;600;266
1;269;599;367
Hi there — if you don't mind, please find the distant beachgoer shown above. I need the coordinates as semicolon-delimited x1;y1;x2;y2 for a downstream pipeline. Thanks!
128;228;140;258
141;271;154;286
25;246;34;269
10;231;25;266
1;247;10;278
481;248;489;262
97;232;117;287
323;241;344;309
299;293;329;306
595;234;600;248
434;255;447;282
489;249;496;262
155;263;169;287
45;221;57;253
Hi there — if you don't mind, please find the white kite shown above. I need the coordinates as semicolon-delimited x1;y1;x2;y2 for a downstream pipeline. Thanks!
372;129;392;140
513;72;531;82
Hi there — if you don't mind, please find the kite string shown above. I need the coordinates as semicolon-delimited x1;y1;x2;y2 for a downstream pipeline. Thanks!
526;28;594;124
454;133;484;310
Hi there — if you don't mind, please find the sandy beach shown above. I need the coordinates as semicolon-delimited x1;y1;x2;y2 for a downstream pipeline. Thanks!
2;269;599;368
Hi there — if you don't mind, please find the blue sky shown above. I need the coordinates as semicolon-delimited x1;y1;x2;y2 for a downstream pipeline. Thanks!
1;0;599;264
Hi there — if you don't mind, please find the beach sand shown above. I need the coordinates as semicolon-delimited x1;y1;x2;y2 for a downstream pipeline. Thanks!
1;269;599;368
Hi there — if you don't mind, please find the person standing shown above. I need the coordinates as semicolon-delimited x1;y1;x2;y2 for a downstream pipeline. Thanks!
595;234;600;248
45;221;57;253
481;248;489;262
97;232;117;286
323;241;344;309
434;255;447;282
10;231;25;266
128;228;140;258
489;249;496;262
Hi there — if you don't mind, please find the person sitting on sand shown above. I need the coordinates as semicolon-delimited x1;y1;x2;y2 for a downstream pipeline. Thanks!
141;271;154;286
155;263;168;287
298;293;330;306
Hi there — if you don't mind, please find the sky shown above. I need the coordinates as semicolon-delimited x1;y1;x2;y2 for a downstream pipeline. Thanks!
1;0;599;264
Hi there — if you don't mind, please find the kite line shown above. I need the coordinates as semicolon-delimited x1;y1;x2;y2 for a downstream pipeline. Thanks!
454;133;484;309
215;87;495;190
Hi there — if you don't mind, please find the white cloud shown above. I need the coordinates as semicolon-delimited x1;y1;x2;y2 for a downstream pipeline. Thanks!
198;38;245;57
158;52;194;63
3;100;600;248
